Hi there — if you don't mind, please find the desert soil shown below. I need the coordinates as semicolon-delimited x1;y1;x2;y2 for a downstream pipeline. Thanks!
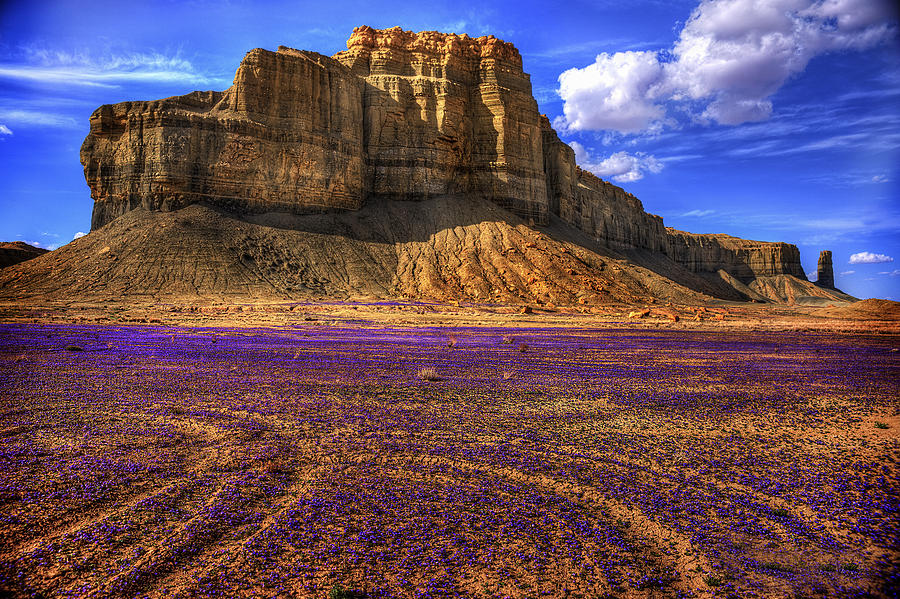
1;311;898;598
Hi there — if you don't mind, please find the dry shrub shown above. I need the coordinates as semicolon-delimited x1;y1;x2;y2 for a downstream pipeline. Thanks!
261;458;292;475
417;367;441;381
502;371;514;381
501;335;514;344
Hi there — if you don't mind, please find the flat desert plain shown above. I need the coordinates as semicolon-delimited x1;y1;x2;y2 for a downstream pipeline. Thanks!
0;309;898;598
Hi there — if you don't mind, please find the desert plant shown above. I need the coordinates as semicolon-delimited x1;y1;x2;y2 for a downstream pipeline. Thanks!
704;575;723;587
417;367;441;381
501;335;514;344
874;421;889;429
446;336;458;348
518;343;528;353
328;585;367;599
502;371;514;381
261;458;291;475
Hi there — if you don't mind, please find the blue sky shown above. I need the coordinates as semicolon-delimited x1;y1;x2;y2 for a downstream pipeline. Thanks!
1;0;898;299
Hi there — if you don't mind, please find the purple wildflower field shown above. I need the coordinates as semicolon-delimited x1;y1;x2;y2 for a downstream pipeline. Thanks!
0;323;897;598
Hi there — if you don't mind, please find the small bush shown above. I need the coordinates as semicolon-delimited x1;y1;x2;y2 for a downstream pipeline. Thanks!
704;575;723;587
446;336;458;348
261;458;291;475
502;371;514;381
874;421;889;429
771;508;791;517
417;367;441;381
64;345;84;352
501;335;514;344
328;585;367;599
518;343;529;353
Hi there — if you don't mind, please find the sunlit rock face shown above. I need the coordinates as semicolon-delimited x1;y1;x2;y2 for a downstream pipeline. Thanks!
82;49;365;231
333;26;549;223
665;230;807;282
81;25;811;285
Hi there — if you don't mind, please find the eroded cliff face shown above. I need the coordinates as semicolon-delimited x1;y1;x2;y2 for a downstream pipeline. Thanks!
83;49;365;230
80;26;817;299
665;230;806;282
333;26;548;222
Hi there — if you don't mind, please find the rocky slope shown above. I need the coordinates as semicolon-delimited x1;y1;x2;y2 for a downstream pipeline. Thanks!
0;242;48;269
0;197;717;305
37;26;851;305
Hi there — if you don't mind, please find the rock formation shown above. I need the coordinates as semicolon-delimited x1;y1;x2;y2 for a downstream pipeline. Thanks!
0;242;48;269
82;50;366;230
817;250;834;288
68;26;848;304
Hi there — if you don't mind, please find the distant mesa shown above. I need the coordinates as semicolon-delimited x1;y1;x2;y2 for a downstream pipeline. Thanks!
0;241;49;269
0;26;856;305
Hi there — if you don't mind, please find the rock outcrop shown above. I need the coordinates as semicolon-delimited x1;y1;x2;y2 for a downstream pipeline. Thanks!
75;26;840;303
817;250;834;288
664;230;806;281
0;242;48;269
82;49;365;230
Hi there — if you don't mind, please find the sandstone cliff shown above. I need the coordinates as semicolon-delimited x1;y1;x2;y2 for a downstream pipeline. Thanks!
83;49;365;230
74;26;841;304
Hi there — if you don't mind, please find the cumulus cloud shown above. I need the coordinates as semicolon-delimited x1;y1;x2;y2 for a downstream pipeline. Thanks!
849;251;894;264
556;0;897;133
0;124;11;135
73;232;86;240
556;51;665;134
569;142;663;182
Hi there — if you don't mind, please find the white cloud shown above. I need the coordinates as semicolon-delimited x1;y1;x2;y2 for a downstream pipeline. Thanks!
0;109;79;128
555;0;897;133
682;209;715;217
556;51;665;134
0;124;11;135
849;251;894;264
807;271;817;279
0;48;226;89
878;269;900;276
840;270;855;276
872;174;889;183
73;232;86;240
569;142;663;182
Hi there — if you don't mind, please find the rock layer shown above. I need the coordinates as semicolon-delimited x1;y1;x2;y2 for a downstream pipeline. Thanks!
82;49;365;230
79;26;830;302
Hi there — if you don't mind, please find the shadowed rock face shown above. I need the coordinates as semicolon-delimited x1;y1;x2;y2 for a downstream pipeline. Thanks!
79;25;816;294
817;250;835;288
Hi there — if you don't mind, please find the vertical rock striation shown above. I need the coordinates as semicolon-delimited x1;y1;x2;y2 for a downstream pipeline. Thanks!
333;26;548;222
82;49;365;230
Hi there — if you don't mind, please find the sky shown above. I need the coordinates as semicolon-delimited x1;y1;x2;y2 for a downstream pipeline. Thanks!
1;0;898;299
